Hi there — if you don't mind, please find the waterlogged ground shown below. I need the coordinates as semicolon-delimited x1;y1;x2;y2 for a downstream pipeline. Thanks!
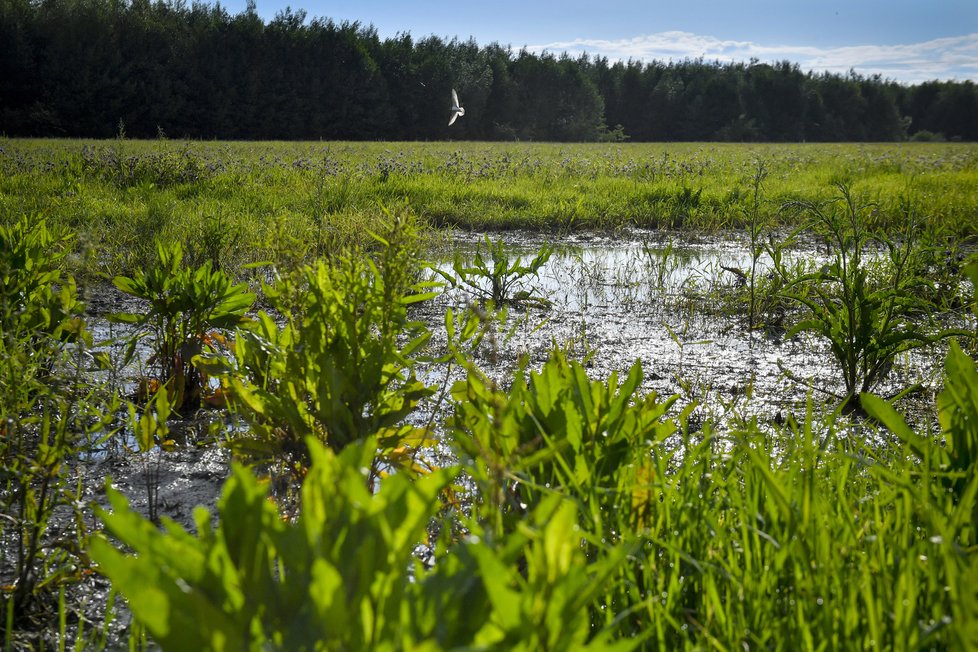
416;229;949;425
77;228;957;511
30;228;965;647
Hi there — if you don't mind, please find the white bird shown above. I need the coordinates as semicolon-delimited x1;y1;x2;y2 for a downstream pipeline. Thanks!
449;88;465;126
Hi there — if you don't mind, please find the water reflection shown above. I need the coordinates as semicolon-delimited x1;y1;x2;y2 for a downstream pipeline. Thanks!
420;230;943;428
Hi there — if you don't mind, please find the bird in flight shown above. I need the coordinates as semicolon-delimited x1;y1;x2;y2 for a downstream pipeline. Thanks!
449;88;465;126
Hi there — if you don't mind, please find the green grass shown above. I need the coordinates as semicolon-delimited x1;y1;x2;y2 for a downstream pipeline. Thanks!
88;341;978;650
2;139;977;278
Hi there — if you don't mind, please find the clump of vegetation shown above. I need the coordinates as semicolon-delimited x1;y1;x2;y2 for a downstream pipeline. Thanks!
126;386;175;525
198;217;439;500
434;235;553;308
89;436;629;650
743;161;773;330
110;241;255;414
0;216;85;376
1;217;116;641
80;143;217;189
772;184;962;410
450;350;680;538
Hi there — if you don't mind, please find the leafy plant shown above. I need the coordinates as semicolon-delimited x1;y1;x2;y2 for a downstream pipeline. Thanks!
0;216;86;374
198;225;438;495
186;208;243;273
772;185;948;410
450;350;679;540
0;216;115;637
662;318;712;391
111;241;255;413
89;438;454;650
89;437;635;650
709;162;793;332
434;235;553;308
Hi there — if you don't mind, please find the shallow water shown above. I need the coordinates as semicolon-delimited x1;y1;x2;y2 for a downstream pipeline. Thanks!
75;227;956;453
23;228;964;648
420;229;948;426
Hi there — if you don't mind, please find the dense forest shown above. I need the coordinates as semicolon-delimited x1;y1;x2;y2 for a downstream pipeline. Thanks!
2;0;977;142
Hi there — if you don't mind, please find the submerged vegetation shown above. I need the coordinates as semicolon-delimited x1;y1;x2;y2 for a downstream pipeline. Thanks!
2;140;978;649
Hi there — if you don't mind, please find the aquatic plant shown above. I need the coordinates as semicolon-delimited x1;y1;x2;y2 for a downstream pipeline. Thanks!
641;238;678;293
198;219;438;497
126;387;176;524
0;217;116;639
0;216;85;374
744;161;771;330
434;235;553;308
450;350;679;538
89;436;633;651
110;241;255;414
772;184;950;410
80;142;217;189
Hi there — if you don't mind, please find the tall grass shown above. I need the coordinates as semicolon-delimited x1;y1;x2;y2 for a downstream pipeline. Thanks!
2;139;977;279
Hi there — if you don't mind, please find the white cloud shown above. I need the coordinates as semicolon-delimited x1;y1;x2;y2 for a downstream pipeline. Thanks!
527;32;978;84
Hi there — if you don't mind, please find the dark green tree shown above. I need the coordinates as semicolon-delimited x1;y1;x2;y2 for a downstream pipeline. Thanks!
0;0;973;142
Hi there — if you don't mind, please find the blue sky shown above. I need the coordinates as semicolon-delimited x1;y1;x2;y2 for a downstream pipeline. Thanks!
221;0;978;84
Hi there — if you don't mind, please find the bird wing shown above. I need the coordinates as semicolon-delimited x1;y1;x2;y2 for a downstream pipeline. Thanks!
451;88;460;108
448;112;459;126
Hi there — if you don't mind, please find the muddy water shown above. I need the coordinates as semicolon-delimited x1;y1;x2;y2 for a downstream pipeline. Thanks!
418;229;945;426
35;229;957;648
73;228;953;518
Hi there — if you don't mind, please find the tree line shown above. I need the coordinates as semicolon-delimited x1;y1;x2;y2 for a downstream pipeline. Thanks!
2;0;976;142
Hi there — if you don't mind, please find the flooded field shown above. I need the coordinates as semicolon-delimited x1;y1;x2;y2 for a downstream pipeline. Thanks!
7;223;977;649
64;227;957;510
418;229;950;423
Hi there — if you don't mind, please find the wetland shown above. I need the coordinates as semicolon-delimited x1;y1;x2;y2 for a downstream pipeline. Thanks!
3;140;978;649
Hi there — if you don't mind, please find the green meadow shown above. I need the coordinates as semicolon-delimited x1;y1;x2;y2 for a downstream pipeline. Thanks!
2;139;977;278
3;138;978;650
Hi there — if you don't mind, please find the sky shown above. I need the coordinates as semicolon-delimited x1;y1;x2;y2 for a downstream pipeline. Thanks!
220;0;978;84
